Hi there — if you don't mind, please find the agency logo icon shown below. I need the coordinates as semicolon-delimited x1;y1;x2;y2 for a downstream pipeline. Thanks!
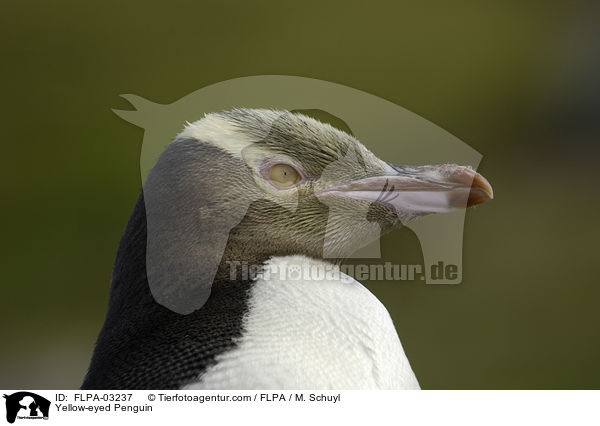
3;392;50;424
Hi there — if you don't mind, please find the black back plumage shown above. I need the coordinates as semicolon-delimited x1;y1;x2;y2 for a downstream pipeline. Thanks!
81;194;253;389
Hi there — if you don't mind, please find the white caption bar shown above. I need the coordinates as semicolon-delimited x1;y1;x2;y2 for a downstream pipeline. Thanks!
1;390;599;425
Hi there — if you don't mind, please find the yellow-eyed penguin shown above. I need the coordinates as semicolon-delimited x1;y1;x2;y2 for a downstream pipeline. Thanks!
82;109;492;389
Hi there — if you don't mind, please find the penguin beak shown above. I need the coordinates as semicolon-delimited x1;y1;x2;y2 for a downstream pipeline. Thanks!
316;164;493;214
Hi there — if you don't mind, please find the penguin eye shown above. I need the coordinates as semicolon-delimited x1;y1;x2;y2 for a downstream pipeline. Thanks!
268;163;301;188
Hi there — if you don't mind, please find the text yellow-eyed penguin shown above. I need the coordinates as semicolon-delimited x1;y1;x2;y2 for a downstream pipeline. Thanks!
82;109;492;389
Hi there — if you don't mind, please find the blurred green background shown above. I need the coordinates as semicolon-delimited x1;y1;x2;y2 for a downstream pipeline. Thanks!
1;1;598;389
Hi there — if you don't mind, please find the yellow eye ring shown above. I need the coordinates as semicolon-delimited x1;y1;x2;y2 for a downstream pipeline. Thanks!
268;163;301;188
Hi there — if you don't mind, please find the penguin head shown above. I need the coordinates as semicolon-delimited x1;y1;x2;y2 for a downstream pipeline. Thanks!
143;109;493;313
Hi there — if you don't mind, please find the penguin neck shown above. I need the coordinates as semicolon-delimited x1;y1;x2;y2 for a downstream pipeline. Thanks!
82;194;258;389
83;194;418;389
188;255;420;389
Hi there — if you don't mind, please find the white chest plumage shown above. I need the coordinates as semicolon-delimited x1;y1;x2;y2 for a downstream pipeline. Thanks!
184;256;420;390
